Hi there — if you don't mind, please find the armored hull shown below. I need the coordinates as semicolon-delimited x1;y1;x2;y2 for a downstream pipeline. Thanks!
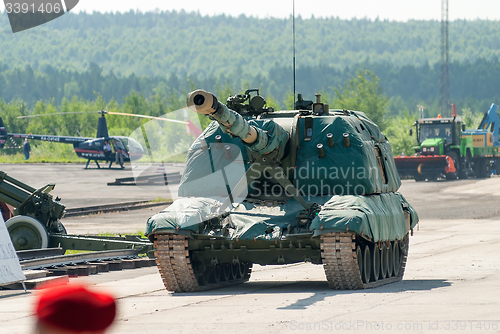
146;90;418;292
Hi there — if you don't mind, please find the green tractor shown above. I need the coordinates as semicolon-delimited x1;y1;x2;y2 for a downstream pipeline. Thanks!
395;104;500;181
395;115;466;181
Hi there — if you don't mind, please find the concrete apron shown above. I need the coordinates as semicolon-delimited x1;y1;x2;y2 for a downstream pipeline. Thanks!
1;217;499;334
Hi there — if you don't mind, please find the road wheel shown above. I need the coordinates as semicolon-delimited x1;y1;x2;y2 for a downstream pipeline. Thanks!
362;245;371;284
213;264;222;283
222;263;231;281
380;244;389;279
393;241;401;276
242;263;252;279
230;262;239;280
387;243;394;277
6;215;49;251
237;262;247;278
371;244;380;282
198;267;212;285
356;246;363;278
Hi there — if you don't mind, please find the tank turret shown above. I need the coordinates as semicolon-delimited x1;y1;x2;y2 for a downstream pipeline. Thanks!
147;89;419;292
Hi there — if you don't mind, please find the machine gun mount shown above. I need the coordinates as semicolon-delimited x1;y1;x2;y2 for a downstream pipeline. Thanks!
226;89;273;117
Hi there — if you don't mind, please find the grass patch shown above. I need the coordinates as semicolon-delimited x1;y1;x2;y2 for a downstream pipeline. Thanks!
64;249;92;255
0;152;84;163
0;147;188;164
150;197;172;203
0;142;85;163
97;230;147;239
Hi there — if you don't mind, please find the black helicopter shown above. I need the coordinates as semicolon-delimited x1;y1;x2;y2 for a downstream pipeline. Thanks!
0;111;202;169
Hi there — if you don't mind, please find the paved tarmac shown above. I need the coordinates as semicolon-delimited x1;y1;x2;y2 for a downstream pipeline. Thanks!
2;217;500;334
1;164;500;333
0;163;180;234
0;162;183;208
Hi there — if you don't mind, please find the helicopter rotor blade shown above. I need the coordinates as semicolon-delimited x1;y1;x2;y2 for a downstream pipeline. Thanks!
17;111;102;119
18;110;190;125
106;112;188;124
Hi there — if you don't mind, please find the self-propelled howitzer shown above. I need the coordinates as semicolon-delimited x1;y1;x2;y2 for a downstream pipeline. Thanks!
146;89;418;292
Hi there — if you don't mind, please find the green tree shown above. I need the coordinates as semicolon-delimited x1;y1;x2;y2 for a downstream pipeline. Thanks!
461;108;483;129
283;89;294;110
384;111;419;157
333;69;390;130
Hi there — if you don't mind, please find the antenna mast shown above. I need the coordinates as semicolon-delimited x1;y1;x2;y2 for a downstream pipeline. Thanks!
439;0;450;114
293;0;296;109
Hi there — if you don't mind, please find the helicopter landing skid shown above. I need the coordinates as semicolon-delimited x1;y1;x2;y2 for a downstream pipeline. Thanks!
85;159;101;169
108;161;124;169
84;159;124;169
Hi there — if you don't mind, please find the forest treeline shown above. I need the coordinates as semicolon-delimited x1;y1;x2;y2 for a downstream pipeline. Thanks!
0;69;484;162
2;11;500;114
2;58;500;116
1;11;500;79
0;11;498;160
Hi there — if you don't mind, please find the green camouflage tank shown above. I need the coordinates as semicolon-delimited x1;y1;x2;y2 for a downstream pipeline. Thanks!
146;89;418;292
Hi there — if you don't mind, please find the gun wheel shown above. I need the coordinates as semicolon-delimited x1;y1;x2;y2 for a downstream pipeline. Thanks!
6;215;48;251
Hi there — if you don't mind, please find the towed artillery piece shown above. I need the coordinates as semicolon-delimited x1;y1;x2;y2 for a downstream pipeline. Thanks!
0;171;152;253
146;89;419;292
0;171;66;250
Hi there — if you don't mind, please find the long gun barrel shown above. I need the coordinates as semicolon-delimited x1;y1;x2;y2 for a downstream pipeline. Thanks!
187;90;288;156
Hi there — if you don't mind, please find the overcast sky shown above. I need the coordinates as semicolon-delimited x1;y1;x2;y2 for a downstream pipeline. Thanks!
61;0;500;21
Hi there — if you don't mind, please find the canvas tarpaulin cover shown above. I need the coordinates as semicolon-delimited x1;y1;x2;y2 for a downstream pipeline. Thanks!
147;192;417;242
294;112;401;196
310;192;418;241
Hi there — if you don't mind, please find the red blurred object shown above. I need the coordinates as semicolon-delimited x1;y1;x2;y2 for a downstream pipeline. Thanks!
444;155;456;173
0;202;14;222
36;283;116;333
186;120;203;137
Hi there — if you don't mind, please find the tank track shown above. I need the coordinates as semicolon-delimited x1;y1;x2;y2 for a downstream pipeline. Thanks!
320;232;409;289
154;233;251;292
154;232;408;292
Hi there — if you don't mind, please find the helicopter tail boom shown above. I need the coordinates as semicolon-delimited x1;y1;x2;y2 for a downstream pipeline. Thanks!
8;133;92;145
